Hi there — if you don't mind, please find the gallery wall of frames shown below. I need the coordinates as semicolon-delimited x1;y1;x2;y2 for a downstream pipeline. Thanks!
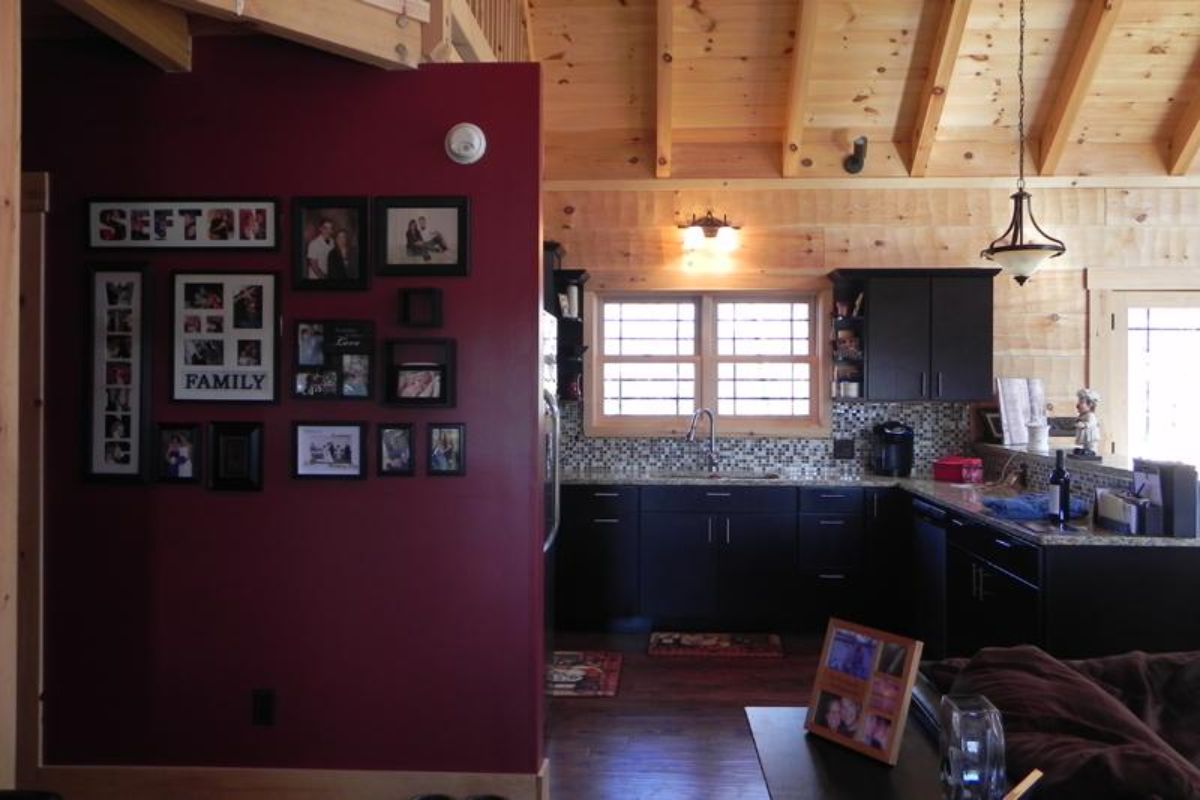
27;35;543;775
86;196;470;484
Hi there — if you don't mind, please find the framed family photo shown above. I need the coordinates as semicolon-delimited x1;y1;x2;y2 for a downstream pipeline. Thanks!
293;422;366;479
208;422;263;491
374;196;469;277
171;272;278;402
428;423;465;476
378;423;415;477
156;423;201;483
294;320;374;400
88;198;278;249
804;618;923;766
292;196;368;290
86;265;152;480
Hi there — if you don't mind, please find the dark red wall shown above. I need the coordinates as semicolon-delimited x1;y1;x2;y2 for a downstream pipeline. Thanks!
23;36;544;773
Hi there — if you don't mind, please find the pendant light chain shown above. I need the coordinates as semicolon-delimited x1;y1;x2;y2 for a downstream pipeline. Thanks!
1017;0;1026;189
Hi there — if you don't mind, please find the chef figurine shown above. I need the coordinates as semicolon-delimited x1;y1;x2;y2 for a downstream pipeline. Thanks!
1073;388;1101;460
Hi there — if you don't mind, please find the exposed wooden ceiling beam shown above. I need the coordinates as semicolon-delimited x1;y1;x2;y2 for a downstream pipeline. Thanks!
1039;0;1125;176
422;0;461;62
159;0;421;69
1167;96;1200;176
908;0;973;177
656;0;674;178
55;0;191;72
781;0;818;178
449;0;495;62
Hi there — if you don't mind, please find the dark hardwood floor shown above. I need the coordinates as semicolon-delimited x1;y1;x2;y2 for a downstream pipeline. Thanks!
547;633;822;800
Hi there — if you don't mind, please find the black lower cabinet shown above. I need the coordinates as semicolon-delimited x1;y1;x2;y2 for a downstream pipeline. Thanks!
911;511;948;659
554;486;641;630
641;511;795;629
947;543;1040;657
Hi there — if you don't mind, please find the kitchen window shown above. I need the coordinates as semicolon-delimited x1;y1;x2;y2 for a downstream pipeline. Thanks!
585;293;829;436
1091;289;1200;468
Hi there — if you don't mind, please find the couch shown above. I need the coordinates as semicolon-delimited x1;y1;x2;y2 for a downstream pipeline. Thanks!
913;645;1200;800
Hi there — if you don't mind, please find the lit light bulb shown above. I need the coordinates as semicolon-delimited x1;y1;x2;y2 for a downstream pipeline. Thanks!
715;226;739;253
682;225;705;251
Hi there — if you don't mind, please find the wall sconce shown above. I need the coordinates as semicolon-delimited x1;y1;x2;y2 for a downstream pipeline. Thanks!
679;210;740;253
843;136;868;174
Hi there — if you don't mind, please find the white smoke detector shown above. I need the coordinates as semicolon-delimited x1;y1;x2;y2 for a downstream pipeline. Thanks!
445;123;487;165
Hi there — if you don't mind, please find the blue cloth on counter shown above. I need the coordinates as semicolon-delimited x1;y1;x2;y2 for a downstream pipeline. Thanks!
981;493;1089;521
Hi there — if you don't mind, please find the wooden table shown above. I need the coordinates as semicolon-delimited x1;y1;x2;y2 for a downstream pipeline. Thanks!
745;706;942;800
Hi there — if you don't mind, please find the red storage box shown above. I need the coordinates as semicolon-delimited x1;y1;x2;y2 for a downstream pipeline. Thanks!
933;456;984;483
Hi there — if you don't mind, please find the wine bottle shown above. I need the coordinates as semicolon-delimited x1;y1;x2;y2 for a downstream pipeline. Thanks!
1047;449;1071;526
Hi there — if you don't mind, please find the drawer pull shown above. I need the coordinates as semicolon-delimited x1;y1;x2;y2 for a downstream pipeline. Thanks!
705;491;733;498
592;518;620;524
993;538;1014;549
818;519;846;526
819;493;847;499
818;573;846;580
593;492;620;498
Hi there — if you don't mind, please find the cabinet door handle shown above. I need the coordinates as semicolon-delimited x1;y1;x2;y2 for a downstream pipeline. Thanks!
592;518;620;524
920;371;928;398
818;573;846;580
950;518;965;528
819;493;846;499
873;493;879;517
993;538;1014;549
971;564;980;600
818;519;846;526
705;491;732;498
593;492;620;498
725;518;731;545
937;371;944;398
707;517;713;545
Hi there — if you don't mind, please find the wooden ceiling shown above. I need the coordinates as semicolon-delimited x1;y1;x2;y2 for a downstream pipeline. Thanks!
532;0;1200;182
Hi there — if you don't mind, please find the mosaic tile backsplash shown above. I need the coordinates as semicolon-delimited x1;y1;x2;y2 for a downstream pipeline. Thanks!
976;444;1135;502
560;400;973;478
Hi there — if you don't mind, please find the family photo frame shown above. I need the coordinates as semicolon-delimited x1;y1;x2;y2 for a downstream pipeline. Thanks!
293;422;366;479
292;196;369;291
294;320;374;400
88;199;278;249
374;196;469;277
171;272;279;403
805;618;923;766
156;423;202;483
86;264;152;480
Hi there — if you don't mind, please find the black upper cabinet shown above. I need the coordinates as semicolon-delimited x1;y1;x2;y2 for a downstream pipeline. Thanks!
837;269;998;402
865;277;931;401
931;277;994;401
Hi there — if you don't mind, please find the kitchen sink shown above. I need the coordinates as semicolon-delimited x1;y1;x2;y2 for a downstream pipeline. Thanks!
650;470;782;480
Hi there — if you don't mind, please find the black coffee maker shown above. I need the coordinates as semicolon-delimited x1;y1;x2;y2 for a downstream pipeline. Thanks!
872;421;914;477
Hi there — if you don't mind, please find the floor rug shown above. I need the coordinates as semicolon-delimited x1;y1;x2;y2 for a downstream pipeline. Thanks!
546;651;623;697
648;632;784;658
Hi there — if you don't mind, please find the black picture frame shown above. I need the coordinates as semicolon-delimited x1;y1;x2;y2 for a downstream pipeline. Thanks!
155;423;202;483
85;264;152;482
171;271;280;403
383;338;456;407
428;423;466;476
87;197;279;250
378;423;415;477
293;319;374;400
374;196;469;277
292;196;369;291
292;421;367;480
398;288;444;327
208;422;264;491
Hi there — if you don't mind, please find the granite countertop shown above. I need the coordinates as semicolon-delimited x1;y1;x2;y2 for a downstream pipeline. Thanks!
561;470;1200;548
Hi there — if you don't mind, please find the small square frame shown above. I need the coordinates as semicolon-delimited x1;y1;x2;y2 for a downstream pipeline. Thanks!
398;288;443;327
208;422;264;491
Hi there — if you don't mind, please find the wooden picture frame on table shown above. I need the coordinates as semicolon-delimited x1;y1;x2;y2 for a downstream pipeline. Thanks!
374;196;469;277
292;196;369;290
804;618;923;766
85;264;152;481
87;198;278;250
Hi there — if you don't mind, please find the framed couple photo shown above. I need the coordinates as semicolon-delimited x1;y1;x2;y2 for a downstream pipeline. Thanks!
293;196;369;291
375;196;468;277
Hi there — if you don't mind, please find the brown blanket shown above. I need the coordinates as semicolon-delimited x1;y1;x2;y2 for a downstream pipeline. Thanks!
941;646;1200;800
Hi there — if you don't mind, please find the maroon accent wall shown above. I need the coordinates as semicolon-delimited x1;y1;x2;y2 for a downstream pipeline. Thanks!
23;37;544;773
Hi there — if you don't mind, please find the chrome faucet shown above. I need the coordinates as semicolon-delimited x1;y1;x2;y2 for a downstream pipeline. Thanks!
685;408;720;472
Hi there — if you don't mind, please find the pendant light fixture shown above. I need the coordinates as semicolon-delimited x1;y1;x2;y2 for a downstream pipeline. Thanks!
980;0;1066;285
680;210;740;253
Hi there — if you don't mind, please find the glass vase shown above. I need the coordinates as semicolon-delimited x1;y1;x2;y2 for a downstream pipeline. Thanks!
939;694;1007;800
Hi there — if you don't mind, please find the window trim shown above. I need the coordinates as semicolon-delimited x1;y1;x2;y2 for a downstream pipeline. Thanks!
583;288;832;438
1089;288;1200;460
